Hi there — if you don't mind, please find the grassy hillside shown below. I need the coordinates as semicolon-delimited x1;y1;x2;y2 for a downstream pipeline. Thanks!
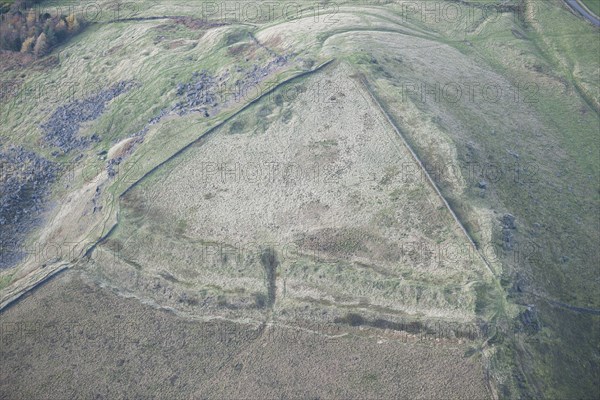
0;1;598;399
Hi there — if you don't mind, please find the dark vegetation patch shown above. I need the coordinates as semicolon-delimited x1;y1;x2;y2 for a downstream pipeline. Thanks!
0;50;36;72
172;16;226;30
224;29;249;46
227;42;254;58
297;227;370;258
261;247;279;307
0;77;23;102
334;312;479;340
253;292;267;309
158;271;180;284
228;120;246;134
282;108;293;123
257;105;272;118
273;93;284;107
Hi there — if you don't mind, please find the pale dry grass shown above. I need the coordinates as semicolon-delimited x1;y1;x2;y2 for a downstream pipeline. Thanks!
91;62;489;326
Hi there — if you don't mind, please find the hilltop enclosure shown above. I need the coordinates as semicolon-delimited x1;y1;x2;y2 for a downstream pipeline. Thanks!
1;1;599;399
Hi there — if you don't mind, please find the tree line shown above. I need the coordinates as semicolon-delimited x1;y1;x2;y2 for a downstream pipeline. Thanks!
0;0;84;56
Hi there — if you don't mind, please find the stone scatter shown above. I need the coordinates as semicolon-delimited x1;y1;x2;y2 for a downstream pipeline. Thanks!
0;146;58;268
40;81;136;153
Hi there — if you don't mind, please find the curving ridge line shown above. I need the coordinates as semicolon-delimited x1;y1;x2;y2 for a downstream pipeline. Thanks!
5;56;599;317
0;60;337;312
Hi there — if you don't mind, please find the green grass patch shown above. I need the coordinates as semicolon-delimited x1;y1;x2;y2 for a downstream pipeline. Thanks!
581;0;600;17
0;272;14;291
